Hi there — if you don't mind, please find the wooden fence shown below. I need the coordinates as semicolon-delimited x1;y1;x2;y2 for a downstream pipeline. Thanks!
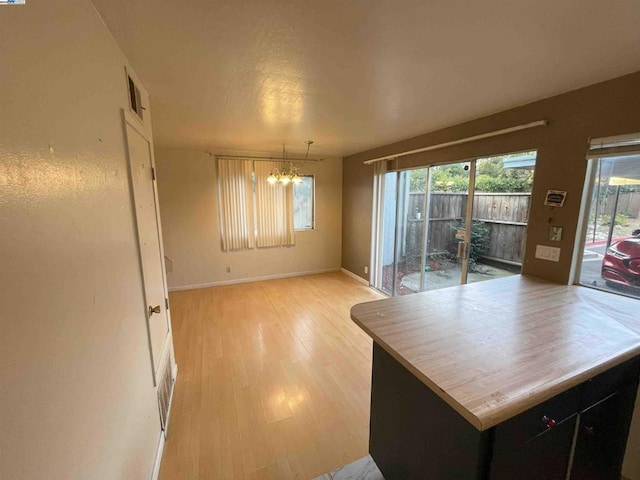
405;192;531;264
597;191;640;219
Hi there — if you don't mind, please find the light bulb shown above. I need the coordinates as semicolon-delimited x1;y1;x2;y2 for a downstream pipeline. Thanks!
279;176;291;185
267;174;278;184
292;174;302;184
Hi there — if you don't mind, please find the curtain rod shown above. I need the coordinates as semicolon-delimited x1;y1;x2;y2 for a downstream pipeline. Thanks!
363;120;548;165
211;152;324;163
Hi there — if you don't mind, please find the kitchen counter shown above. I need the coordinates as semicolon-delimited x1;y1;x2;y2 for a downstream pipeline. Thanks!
351;275;640;430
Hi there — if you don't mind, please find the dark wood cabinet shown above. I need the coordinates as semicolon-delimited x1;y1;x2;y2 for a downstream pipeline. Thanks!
572;382;638;480
488;377;638;480
490;413;577;480
370;342;492;480
369;343;640;480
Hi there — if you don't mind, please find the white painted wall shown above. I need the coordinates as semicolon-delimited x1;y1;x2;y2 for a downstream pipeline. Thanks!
154;148;343;289
0;1;163;478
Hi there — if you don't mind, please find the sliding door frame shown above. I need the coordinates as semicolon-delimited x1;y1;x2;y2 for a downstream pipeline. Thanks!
373;159;477;296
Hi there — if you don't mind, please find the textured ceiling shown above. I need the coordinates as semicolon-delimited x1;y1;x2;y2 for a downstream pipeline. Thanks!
92;0;640;157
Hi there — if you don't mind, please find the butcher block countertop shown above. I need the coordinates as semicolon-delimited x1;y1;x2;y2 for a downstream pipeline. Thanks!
350;275;640;431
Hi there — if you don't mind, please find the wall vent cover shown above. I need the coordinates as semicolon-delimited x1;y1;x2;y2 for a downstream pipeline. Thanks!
157;350;175;434
128;75;143;120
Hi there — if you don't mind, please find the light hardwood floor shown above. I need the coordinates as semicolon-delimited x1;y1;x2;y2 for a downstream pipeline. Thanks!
159;272;384;480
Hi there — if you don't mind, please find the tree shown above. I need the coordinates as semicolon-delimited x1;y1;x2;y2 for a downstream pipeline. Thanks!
408;152;536;193
409;169;426;192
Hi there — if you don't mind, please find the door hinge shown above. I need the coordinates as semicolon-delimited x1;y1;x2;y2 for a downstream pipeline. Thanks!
151;167;156;181
165;297;169;310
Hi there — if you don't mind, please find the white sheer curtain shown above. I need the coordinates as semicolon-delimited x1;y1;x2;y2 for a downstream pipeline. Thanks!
254;161;295;248
217;158;255;251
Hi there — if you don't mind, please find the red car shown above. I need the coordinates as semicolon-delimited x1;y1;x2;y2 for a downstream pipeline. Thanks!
601;231;640;289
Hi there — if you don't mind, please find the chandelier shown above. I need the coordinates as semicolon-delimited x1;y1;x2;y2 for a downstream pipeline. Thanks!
267;141;313;186
266;164;302;186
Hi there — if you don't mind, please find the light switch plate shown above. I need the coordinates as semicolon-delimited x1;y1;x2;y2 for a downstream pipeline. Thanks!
549;226;563;242
535;245;561;262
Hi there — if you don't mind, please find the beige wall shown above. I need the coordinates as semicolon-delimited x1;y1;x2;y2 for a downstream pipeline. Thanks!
0;1;163;479
155;148;343;289
342;71;640;478
343;72;640;284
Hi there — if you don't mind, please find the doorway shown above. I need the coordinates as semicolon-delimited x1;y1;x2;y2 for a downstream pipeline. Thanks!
373;151;536;296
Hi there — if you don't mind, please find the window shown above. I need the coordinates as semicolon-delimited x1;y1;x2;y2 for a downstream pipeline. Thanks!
217;158;256;251
293;175;314;230
217;158;299;251
576;134;640;300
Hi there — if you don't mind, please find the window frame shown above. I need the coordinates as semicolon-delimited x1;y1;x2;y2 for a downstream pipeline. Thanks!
293;174;315;231
572;136;640;300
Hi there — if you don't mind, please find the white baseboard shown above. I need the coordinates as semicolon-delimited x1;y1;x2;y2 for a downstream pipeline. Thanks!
340;268;369;285
151;430;165;480
168;268;341;292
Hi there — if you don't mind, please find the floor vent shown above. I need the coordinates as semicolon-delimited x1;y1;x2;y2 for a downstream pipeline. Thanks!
157;351;176;435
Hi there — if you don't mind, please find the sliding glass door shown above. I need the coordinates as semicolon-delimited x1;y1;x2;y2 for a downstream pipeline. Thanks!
422;162;474;291
378;168;430;296
467;153;536;284
395;169;427;295
372;152;536;296
379;171;397;295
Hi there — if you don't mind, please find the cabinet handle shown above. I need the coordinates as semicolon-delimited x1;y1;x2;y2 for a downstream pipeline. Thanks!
542;415;557;429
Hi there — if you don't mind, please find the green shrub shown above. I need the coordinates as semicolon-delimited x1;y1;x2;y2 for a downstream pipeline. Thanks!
600;213;629;227
452;220;491;272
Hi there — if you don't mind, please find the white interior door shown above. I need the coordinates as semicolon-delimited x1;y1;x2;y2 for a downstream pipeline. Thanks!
124;112;170;384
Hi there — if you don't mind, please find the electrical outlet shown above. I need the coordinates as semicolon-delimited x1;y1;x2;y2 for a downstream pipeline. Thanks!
364;266;368;274
226;266;231;273
535;245;561;262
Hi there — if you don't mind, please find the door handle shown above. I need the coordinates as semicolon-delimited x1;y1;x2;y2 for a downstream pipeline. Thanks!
148;305;161;316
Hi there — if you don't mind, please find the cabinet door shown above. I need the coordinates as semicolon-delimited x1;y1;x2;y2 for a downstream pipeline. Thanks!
490;415;576;480
571;382;638;480
490;386;580;480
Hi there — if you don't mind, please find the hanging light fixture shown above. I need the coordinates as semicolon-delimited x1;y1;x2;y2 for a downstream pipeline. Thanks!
279;174;291;186
267;141;313;186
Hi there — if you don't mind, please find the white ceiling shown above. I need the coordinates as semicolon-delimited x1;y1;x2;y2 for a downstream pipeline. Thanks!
92;0;640;157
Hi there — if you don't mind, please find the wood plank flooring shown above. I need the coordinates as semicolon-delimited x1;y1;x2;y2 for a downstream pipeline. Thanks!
159;272;384;480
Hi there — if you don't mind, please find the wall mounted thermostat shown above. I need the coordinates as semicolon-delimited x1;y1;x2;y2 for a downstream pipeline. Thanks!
545;190;567;207
549;226;563;242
